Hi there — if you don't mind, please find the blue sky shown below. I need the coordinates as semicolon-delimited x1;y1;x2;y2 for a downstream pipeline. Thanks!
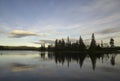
0;0;120;47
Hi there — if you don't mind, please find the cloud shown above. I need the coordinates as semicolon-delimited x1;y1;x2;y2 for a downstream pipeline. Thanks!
33;42;42;44
9;29;51;38
0;31;4;34
40;38;78;44
8;0;120;39
0;23;12;34
40;40;55;44
34;38;81;45
34;40;55;44
97;27;120;34
9;30;37;38
11;63;37;72
1;0;120;45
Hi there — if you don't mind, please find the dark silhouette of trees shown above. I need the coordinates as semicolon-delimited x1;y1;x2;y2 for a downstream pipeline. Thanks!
55;38;66;50
66;36;72;50
47;45;54;51
55;39;58;48
79;36;86;50
110;38;114;47
67;36;71;45
71;41;79;50
61;38;65;47
1;33;118;52
53;33;119;51
101;40;103;48
54;36;87;51
89;33;97;50
40;43;46;51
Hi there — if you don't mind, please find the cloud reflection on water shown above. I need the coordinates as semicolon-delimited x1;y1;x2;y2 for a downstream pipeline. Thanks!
11;63;37;72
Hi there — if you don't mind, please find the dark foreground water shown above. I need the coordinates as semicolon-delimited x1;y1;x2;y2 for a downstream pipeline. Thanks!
0;51;120;81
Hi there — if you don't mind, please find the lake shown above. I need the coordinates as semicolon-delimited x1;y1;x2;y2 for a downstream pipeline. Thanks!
0;51;120;81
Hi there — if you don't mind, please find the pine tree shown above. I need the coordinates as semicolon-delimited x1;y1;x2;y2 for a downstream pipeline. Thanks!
101;40;103;48
61;38;65;47
110;38;114;47
67;36;70;44
55;39;58;48
79;36;86;50
89;33;97;50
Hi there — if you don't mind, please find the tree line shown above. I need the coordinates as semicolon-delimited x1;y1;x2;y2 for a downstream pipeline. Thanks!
46;33;116;51
0;33;119;51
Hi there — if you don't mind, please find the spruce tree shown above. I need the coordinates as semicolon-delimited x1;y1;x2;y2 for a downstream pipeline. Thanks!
79;36;86;50
110;38;114;47
89;33;97;50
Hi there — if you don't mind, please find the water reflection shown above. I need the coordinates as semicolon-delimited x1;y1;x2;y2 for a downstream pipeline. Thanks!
0;51;120;81
0;51;118;71
38;52;118;70
110;54;116;66
11;63;37;72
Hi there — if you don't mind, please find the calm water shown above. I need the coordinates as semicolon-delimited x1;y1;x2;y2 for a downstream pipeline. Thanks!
0;51;120;81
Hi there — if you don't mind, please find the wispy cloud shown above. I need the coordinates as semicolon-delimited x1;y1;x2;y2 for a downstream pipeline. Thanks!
34;38;80;45
0;0;120;46
11;63;37;72
40;40;55;44
9;30;52;38
33;40;55;45
9;30;37;38
96;27;120;34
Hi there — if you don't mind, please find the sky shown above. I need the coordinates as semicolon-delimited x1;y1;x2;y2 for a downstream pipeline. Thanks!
0;0;120;47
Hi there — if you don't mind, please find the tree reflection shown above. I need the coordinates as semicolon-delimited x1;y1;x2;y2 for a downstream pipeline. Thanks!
53;52;100;70
39;52;117;70
110;54;116;66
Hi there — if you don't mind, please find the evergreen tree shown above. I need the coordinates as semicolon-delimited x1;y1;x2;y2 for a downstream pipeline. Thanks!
89;33;97;50
110;38;114;47
66;36;71;50
79;36;86;50
101;40;103;48
58;40;62;50
62;38;66;50
40;43;46;51
67;36;70;44
61;38;65;47
55;39;58;49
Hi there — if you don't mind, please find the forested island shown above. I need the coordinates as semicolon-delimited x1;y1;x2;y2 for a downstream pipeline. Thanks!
0;33;120;52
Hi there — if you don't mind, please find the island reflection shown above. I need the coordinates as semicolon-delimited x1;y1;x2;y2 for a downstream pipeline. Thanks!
0;51;120;81
40;52;117;70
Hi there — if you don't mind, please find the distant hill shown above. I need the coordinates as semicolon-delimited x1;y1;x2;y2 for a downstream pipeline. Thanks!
0;46;39;51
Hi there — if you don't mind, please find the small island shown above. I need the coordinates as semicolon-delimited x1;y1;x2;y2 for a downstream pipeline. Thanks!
1;33;120;54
